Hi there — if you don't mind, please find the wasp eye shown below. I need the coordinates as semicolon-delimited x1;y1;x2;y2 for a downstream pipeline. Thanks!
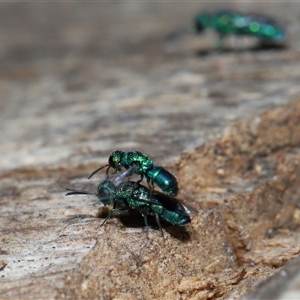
109;155;121;169
98;186;109;195
109;156;123;171
195;19;204;32
108;155;116;168
98;187;111;203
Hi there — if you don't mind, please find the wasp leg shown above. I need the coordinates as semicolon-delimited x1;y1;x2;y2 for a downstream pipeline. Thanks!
140;208;150;238
104;166;111;181
100;208;130;226
100;200;129;226
140;208;149;227
154;213;164;238
146;178;155;200
136;173;144;185
131;174;144;192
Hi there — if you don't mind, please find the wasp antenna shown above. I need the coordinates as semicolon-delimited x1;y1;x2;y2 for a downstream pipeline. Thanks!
65;188;96;196
87;165;109;179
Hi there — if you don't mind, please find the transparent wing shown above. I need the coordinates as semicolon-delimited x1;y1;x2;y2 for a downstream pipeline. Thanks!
109;167;135;186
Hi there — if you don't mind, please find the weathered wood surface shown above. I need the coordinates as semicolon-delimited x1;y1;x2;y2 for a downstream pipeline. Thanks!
1;3;300;299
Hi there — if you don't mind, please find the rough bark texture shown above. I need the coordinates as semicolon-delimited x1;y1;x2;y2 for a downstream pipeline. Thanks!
1;3;300;300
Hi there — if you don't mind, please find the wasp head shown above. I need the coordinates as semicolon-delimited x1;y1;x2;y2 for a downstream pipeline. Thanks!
109;150;125;171
97;181;116;205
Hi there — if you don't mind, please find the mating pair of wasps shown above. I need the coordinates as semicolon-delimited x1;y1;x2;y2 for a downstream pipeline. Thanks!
66;150;196;234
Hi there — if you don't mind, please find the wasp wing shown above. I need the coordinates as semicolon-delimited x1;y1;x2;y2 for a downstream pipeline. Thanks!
131;186;197;216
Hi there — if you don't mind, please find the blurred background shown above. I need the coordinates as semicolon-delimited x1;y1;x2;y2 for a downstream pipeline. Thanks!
1;3;300;299
0;2;299;170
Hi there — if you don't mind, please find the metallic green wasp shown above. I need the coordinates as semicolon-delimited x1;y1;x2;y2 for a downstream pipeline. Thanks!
88;150;179;196
194;10;285;48
66;169;193;234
